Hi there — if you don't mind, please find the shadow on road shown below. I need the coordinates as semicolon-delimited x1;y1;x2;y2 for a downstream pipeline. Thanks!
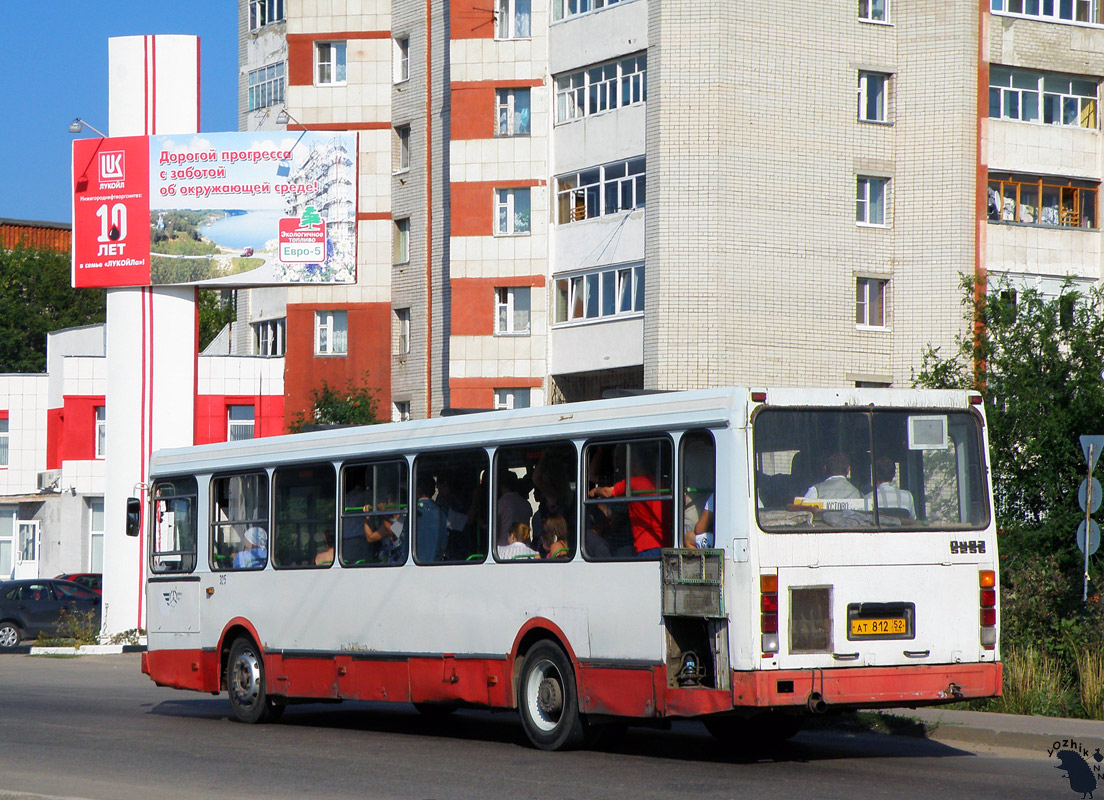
148;696;974;766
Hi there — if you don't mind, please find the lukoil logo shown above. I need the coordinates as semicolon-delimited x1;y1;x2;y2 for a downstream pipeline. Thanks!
99;151;125;182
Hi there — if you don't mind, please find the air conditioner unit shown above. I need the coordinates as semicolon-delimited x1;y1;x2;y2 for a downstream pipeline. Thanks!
36;470;61;491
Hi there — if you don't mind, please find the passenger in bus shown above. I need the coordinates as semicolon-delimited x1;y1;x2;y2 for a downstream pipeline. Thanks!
342;482;377;564
497;471;533;548
684;494;714;549
541;514;571;559
498;522;538;560
866;457;916;518
584;504;612;558
589;453;669;559
366;511;404;564
315;530;335;565
233;526;267;569
803;453;861;501
415;475;449;562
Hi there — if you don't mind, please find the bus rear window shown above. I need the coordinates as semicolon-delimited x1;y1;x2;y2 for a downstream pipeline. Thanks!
753;409;989;532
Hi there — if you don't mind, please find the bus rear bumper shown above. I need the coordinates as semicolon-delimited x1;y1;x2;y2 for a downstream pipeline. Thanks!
730;661;1003;710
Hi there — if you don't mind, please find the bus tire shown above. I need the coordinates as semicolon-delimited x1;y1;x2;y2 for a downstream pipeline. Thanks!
517;641;586;751
226;637;283;724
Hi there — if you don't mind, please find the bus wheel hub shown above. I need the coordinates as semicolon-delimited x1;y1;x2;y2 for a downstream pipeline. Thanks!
538;678;563;716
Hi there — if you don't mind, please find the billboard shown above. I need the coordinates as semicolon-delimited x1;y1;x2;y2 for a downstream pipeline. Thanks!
72;131;358;289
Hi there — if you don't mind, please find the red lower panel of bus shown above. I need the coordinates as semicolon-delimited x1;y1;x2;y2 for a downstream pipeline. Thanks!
731;661;1003;709
142;649;221;694
143;648;1001;717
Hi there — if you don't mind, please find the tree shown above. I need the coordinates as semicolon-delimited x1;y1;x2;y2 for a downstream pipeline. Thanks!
198;290;235;351
288;372;382;432
916;276;1104;660
0;244;106;373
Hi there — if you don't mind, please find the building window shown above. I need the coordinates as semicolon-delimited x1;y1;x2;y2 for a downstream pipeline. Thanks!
856;176;889;226
315;42;347;86
395;125;411;172
856;278;887;328
555;53;646;124
987;174;1098;228
858;0;888;21
989;66;1097;129
315;310;348;355
494;389;531;410
396;308;411;355
496;0;532;38
554;263;644;324
394;37;410;83
228;405;256;441
495;287;532;335
495;89;531;136
392;401;411;422
397;306;415;353
252;318;285;356
858;72;889;123
556;157;645;224
393;218;410;264
495;189;532;235
89;498;104;573
0;416;9;467
247;62;286;112
990;0;1103;25
249;0;284;30
95;406;106;459
553;0;630;23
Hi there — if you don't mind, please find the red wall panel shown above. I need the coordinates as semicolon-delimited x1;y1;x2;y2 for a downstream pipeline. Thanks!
284;303;392;430
451;277;544;337
450;0;495;39
51;396;104;466
449;377;541;409
451;85;495;141
194;395;286;446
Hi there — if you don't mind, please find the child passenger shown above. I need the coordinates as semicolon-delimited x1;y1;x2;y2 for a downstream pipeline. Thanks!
541;515;571;559
497;522;538;560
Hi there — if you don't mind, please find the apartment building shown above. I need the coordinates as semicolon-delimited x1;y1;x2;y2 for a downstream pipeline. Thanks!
240;0;1104;417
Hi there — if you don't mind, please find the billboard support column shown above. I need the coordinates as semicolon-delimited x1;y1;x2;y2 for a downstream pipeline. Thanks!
99;35;199;637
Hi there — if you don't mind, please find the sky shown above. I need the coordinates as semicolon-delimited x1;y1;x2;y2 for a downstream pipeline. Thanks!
1;1;239;224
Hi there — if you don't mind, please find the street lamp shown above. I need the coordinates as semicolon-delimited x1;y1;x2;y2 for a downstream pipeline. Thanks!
68;117;107;138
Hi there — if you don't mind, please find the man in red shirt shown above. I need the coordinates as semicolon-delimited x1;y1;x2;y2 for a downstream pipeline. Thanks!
589;464;669;558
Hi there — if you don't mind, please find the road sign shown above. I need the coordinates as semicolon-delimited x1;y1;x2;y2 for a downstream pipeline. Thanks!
1082;436;1104;471
1078;519;1101;557
1080;478;1103;514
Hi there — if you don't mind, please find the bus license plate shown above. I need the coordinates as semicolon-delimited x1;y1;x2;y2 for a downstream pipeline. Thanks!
850;617;907;637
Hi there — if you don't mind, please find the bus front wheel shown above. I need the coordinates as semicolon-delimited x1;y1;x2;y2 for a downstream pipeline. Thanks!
227;637;285;724
517;641;585;751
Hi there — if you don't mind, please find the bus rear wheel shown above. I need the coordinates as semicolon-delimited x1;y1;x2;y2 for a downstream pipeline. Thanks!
227;637;284;724
517;641;586;751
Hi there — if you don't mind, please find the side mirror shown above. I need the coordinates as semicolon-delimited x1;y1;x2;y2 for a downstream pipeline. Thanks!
125;497;142;537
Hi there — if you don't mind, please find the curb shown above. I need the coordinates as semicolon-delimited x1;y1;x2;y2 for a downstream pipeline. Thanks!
882;708;1104;755
0;644;145;656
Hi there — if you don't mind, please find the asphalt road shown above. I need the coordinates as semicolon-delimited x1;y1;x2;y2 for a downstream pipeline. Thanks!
0;654;1066;800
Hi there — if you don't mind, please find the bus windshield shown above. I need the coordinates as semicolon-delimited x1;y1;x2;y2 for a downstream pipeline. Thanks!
753;408;990;532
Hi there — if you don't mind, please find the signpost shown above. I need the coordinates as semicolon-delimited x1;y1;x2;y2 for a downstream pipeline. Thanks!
1078;436;1104;602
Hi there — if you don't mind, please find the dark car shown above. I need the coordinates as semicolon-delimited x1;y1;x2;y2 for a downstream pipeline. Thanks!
0;579;101;646
55;573;102;594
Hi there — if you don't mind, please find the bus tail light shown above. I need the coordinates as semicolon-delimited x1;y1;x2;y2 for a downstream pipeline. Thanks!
979;570;997;649
761;574;779;655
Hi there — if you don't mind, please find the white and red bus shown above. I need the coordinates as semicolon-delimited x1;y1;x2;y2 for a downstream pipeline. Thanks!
133;386;1001;750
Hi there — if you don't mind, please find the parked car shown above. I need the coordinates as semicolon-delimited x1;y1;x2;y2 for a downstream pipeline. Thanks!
55;573;102;594
0;579;102;646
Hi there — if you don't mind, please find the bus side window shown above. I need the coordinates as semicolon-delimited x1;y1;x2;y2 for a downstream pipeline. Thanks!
272;463;337;568
210;472;269;571
493;441;576;562
585;438;674;560
340;460;410;567
413;449;489;565
680;431;716;549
